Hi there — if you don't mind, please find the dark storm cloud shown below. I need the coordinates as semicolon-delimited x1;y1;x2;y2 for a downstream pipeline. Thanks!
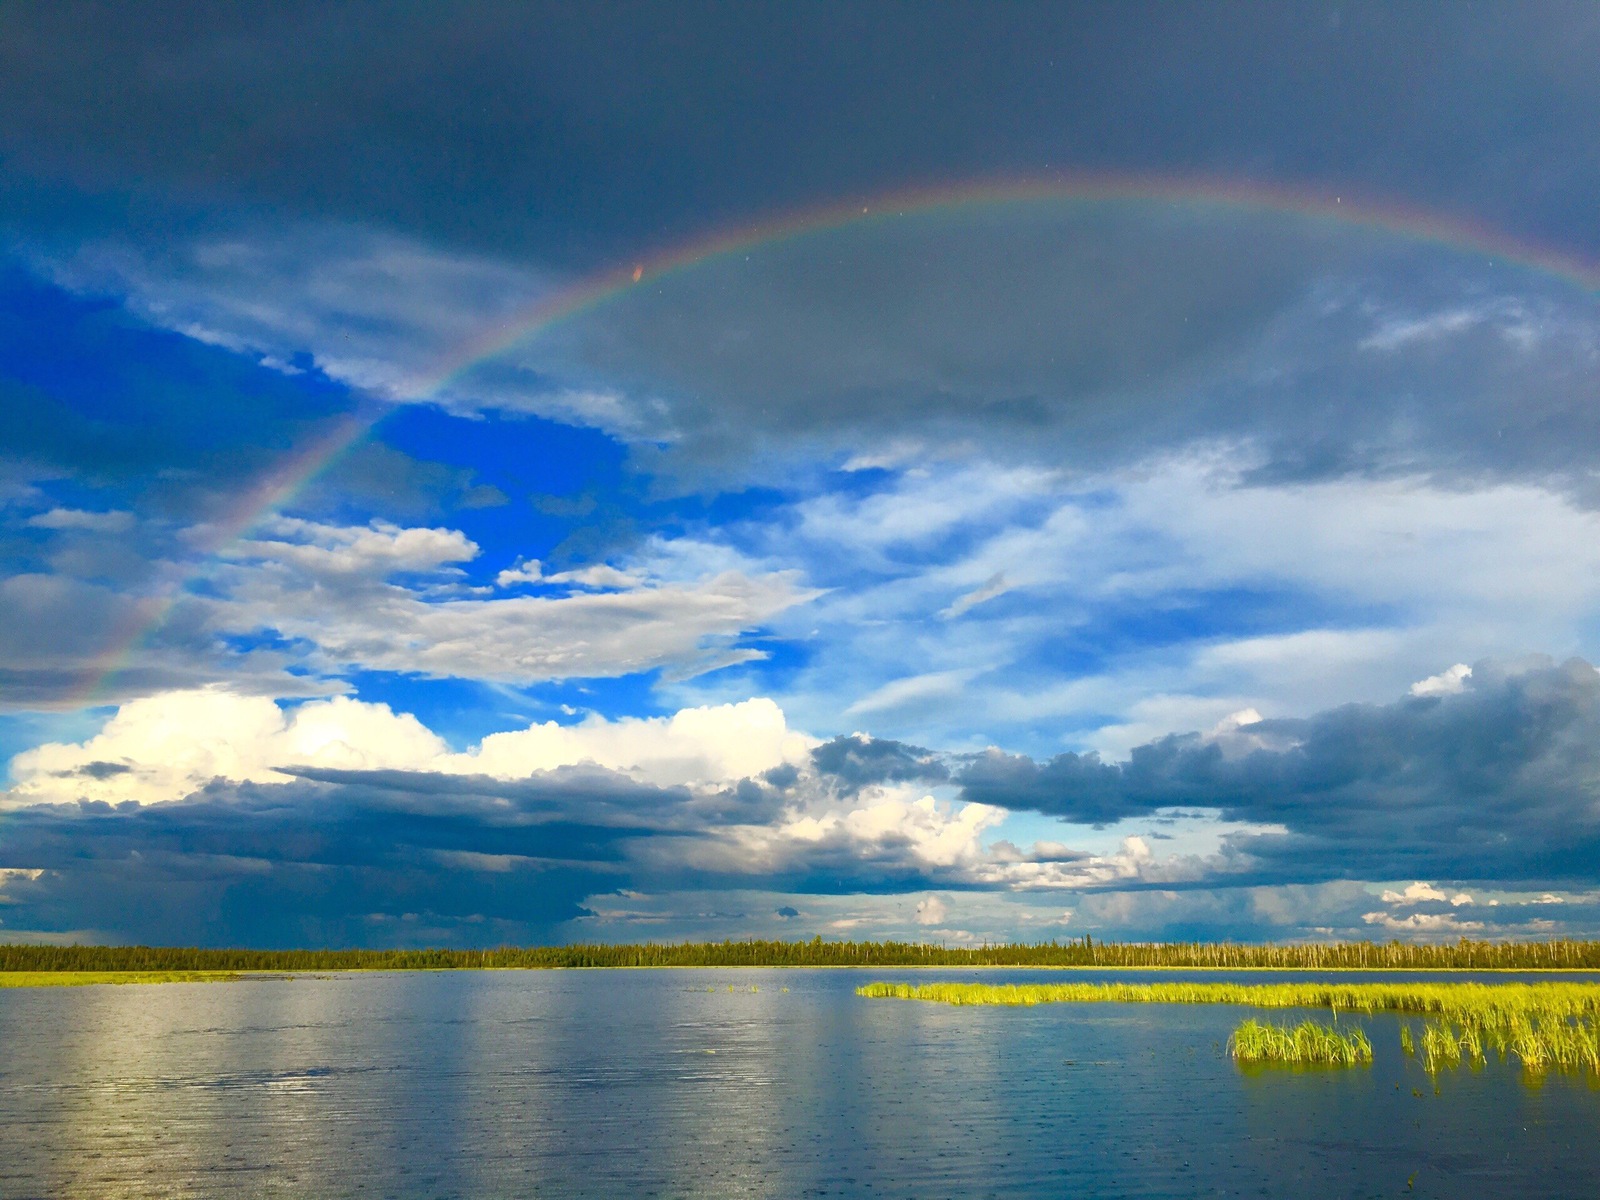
524;211;1600;494
0;759;974;944
959;658;1600;887
1;2;1595;262
810;734;949;790
0;768;697;946
5;5;1596;493
281;763;789;828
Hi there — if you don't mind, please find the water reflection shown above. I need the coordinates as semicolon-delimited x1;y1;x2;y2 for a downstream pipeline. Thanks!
2;969;1600;1197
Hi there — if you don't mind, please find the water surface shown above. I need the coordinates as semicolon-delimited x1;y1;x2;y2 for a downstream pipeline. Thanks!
3;968;1598;1198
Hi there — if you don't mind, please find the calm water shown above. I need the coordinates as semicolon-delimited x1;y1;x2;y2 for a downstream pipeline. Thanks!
4;968;1600;1198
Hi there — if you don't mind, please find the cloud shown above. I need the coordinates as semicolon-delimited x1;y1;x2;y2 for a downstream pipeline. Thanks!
16;675;1600;942
0;705;1062;943
691;784;1008;891
7;690;449;805
1378;881;1473;907
914;895;949;925
742;446;1600;755
0;774;651;946
4;2;1597;276
205;517;819;686
1362;911;1486;935
25;508;135;533
438;699;814;788
843;670;977;718
1411;664;1471;697
0;570;321;711
940;572;1011;619
28;189;1600;504
511;207;1600;503
957;657;1600;889
495;559;544;587
7;691;813;805
34;224;549;406
808;734;949;791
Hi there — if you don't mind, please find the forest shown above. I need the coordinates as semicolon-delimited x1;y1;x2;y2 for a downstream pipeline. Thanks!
7;937;1600;972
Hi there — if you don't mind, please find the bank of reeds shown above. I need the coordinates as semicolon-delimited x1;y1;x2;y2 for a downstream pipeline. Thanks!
1229;1019;1372;1065
856;979;1600;1020
860;979;1600;1078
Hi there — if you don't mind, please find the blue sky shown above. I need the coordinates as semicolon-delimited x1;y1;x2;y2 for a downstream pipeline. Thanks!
3;2;1600;947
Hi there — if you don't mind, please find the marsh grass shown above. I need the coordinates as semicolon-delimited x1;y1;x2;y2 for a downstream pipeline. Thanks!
1229;1019;1372;1065
859;980;1600;1079
0;970;243;988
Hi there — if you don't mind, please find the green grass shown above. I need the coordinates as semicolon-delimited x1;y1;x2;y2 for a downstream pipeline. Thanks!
0;970;243;988
1229;1019;1372;1065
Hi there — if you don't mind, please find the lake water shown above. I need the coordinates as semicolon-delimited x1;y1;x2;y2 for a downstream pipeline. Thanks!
3;968;1600;1198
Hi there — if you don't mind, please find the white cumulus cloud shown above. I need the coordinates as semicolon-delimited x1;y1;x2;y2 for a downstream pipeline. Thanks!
5;690;814;805
1411;664;1472;697
206;518;819;685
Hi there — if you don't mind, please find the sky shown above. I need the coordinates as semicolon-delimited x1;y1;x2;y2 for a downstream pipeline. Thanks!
2;1;1600;948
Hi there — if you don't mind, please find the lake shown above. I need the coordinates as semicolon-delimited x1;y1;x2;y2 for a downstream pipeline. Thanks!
3;968;1599;1198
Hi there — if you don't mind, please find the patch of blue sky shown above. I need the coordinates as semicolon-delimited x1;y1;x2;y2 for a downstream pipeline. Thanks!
379;405;626;504
0;267;349;436
692;481;795;532
661;635;819;710
347;404;761;581
327;670;568;749
1010;585;1400;676
213;628;305;658
0;708;117;785
510;670;681;725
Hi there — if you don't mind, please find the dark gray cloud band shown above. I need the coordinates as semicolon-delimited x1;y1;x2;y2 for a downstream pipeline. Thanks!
960;657;1600;886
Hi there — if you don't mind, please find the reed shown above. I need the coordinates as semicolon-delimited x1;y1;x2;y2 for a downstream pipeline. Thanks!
1421;1022;1463;1072
1229;1019;1372;1065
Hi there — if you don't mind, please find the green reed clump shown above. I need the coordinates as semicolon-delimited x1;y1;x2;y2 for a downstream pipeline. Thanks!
1229;1018;1372;1066
1421;1022;1464;1072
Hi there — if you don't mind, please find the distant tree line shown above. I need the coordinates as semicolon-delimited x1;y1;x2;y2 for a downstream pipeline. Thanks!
7;937;1600;972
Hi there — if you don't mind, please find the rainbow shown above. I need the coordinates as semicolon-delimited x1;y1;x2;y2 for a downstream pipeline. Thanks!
79;170;1600;703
